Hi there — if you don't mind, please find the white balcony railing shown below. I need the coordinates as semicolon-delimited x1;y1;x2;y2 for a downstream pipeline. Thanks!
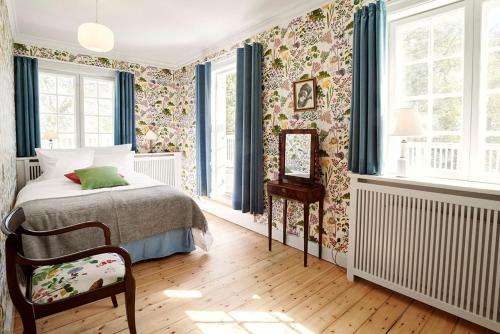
407;142;500;174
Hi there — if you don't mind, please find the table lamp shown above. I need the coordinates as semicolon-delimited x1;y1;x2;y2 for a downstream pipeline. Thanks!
43;130;58;149
145;130;158;153
390;107;424;177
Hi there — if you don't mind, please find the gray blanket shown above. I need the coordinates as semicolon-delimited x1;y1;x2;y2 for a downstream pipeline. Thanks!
18;185;207;259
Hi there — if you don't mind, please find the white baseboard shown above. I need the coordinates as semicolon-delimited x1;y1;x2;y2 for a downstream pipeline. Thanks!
197;198;347;268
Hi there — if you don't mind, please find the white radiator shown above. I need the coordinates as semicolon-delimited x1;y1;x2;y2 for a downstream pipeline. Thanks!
348;176;500;332
16;152;182;191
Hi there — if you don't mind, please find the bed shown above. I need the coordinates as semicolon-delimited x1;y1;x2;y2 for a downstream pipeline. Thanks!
15;146;212;263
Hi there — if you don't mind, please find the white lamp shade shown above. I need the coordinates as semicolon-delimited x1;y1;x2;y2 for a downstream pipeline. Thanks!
145;130;158;141
391;107;424;137
78;22;114;53
43;130;58;140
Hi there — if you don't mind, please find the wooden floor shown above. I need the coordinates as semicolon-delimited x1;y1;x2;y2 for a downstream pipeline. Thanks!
14;213;495;334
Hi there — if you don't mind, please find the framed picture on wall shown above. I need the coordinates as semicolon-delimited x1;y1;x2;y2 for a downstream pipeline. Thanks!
293;78;317;111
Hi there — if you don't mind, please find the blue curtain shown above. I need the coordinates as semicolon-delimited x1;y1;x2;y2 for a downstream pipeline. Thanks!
115;71;136;151
195;62;212;196
15;56;40;157
233;43;264;214
348;1;386;175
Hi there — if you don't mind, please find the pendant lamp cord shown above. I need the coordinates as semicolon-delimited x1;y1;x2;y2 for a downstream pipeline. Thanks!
95;0;98;23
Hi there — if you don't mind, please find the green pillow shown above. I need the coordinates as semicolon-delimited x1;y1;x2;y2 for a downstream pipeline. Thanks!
75;166;129;190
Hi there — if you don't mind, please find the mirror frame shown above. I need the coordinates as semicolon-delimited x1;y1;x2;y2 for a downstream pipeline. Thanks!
279;129;320;184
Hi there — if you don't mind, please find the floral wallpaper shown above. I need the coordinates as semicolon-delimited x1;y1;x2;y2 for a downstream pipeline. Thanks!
0;0;16;331
176;0;367;261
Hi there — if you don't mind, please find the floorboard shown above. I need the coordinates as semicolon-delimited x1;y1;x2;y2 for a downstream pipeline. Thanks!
13;212;494;334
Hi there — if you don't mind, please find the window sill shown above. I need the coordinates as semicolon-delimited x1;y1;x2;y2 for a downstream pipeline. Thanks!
348;173;500;197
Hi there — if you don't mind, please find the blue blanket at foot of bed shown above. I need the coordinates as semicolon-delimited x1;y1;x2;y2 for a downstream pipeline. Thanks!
120;227;195;263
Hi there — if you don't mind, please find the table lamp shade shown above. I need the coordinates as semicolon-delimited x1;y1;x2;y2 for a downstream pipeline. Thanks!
43;130;58;141
391;107;424;137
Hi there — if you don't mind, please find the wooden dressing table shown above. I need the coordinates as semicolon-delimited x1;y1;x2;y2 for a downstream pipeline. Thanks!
267;129;325;267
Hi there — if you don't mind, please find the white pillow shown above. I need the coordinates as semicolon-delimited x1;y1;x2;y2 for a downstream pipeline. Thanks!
35;148;95;180
93;150;135;175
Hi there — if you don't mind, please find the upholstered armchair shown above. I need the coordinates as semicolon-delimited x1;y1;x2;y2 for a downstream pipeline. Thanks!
1;207;136;334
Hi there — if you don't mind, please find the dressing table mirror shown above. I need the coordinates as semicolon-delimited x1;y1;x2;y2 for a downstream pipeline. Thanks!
279;129;320;183
268;129;324;266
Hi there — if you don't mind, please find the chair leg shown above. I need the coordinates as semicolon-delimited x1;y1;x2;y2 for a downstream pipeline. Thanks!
20;311;37;334
125;277;137;334
111;295;118;307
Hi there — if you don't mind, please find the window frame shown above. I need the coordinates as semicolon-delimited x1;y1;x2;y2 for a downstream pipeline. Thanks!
38;60;115;149
210;57;236;200
79;75;116;147
38;69;79;149
387;0;500;184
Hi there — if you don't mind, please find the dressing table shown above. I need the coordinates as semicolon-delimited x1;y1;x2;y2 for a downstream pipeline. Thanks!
267;129;325;267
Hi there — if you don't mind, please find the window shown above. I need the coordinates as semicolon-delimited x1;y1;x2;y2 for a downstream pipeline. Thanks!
39;72;77;149
210;59;236;200
387;0;500;183
39;65;115;149
83;78;114;147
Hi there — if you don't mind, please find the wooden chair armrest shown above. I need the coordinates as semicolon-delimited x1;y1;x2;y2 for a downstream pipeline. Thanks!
19;222;111;245
17;245;133;268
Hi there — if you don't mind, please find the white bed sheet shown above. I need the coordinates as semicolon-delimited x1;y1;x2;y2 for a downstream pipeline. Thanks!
15;172;213;251
16;172;162;205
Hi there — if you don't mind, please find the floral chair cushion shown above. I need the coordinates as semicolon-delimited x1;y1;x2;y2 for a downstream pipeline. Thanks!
31;253;125;304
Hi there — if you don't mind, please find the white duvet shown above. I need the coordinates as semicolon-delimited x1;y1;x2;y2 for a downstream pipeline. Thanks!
16;172;163;205
16;172;213;251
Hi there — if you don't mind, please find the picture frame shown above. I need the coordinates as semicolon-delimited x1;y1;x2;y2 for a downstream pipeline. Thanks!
293;78;317;111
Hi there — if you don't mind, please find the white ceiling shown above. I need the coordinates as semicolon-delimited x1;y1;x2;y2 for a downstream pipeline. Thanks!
7;0;328;69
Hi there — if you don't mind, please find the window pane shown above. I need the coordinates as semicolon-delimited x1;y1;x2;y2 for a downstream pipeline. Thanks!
98;99;113;115
58;96;74;115
99;116;113;133
58;133;76;149
39;74;56;94
57;76;74;95
433;16;463;57
404;64;428;96
84;98;98;115
58;115;75;133
40;114;57;133
487;4;500;47
84;79;98;97
402;26;429;61
99;134;114;146
433;58;462;94
432;98;462;131
98;81;113;98
85;116;98;133
487;94;500;131
40;94;57;114
488;51;500;89
85;134;99;147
